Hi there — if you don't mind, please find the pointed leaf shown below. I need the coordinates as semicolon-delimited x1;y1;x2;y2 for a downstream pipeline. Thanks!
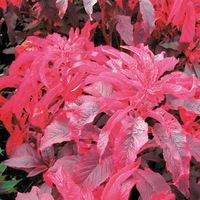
0;179;21;194
49;155;80;174
56;0;68;19
180;1;195;43
3;143;42;170
116;15;133;45
150;109;191;198
139;0;155;34
72;149;114;190
113;116;148;169
135;168;174;200
83;0;97;20
169;99;200;115
47;166;83;200
40;117;71;150
102;160;140;200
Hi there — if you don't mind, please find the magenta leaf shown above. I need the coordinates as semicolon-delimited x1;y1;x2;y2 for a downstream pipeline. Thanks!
47;166;84;200
150;109;191;198
3;143;42;171
101;159;140;200
139;0;155;34
72;149;114;190
48;155;80;174
16;186;54;200
113;116;148;169
68;100;99;134
135;168;174;200
180;1;195;43
40;116;71;150
97;110;127;157
84;81;114;97
116;15;133;45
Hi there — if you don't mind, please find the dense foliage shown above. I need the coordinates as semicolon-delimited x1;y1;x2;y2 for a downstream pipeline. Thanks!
0;0;200;199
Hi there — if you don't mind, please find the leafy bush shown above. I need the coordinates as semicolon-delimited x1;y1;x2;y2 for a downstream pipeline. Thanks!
0;0;200;199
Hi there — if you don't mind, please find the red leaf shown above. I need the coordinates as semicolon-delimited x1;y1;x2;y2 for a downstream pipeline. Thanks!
167;0;185;25
8;0;22;7
72;149;114;190
56;0;68;19
113;116;148;169
0;0;6;9
116;15;133;45
139;0;155;34
180;1;195;43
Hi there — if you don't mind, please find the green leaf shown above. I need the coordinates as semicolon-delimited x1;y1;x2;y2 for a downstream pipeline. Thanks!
159;41;179;50
0;65;5;70
0;163;6;176
0;148;4;156
0;179;21;194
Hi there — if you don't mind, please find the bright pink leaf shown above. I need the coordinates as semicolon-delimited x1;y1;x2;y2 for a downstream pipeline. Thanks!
0;0;6;9
180;1;195;43
167;0;185;25
46;166;83;200
72;149;114;190
101;159;141;200
139;0;155;34
116;15;133;45
97;110;127;157
84;81;113;97
68;100;99;134
113;116;148;169
150;109;191;198
149;190;175;200
16;185;53;200
8;0;22;7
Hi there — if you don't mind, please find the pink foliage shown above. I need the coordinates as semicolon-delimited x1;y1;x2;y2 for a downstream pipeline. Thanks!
1;16;200;199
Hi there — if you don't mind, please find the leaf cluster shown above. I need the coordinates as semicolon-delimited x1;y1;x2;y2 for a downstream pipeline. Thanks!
0;0;200;200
